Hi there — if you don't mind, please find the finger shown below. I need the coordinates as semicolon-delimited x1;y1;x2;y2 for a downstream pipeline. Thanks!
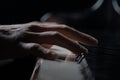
19;42;58;60
65;54;76;62
41;44;53;49
29;22;98;46
41;44;74;60
23;31;88;54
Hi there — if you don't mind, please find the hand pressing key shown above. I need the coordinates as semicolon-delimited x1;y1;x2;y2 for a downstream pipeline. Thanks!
0;21;98;60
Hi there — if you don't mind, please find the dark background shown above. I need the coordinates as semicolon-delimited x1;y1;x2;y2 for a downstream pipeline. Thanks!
0;0;120;80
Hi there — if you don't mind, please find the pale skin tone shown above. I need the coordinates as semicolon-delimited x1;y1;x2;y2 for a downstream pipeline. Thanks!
0;21;98;60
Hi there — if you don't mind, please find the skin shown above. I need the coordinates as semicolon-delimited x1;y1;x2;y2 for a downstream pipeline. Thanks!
0;21;98;60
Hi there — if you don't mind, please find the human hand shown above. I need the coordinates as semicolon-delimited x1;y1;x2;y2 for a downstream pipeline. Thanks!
0;21;98;60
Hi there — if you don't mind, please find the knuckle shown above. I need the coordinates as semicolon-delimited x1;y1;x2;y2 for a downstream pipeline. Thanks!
31;44;40;49
28;21;40;27
60;24;69;29
51;31;60;36
26;43;40;51
27;21;41;31
19;42;40;51
58;24;70;31
53;31;59;35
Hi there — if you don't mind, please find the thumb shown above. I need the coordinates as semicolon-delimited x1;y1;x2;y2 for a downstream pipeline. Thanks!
19;42;58;60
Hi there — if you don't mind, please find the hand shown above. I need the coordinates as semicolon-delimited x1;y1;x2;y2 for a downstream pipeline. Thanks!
0;21;98;60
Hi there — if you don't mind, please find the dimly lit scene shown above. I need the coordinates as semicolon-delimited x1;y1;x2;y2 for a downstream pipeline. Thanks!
0;0;120;80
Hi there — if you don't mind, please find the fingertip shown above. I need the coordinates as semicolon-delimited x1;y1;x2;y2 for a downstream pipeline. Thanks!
65;54;76;62
84;48;88;54
43;51;59;60
75;41;88;54
89;37;99;46
94;39;99;46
